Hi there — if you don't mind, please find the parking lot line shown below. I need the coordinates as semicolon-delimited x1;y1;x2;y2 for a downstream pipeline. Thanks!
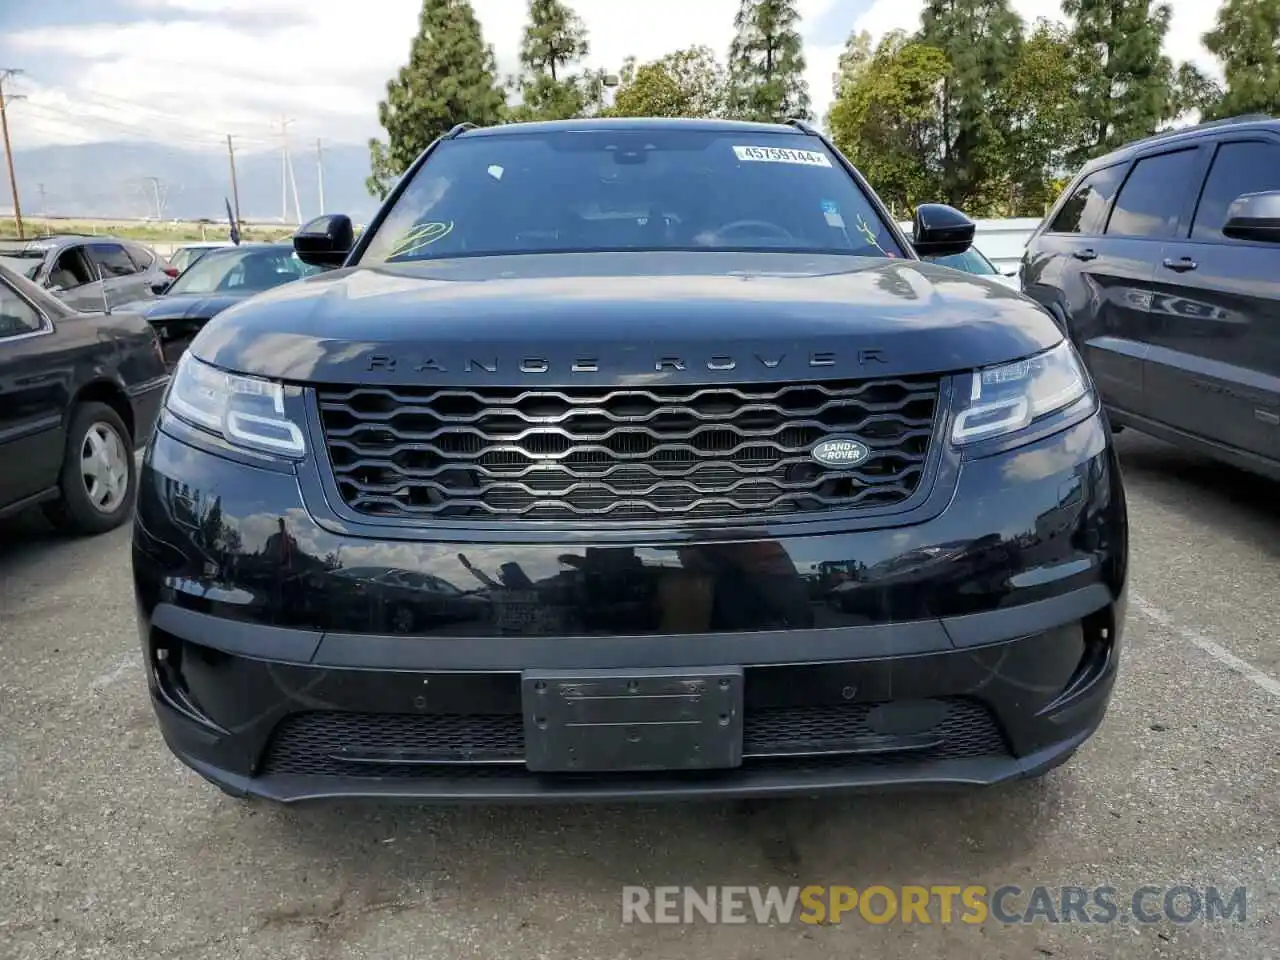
1131;591;1280;698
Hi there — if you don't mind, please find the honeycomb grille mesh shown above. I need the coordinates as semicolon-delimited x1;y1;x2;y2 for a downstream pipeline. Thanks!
315;378;941;522
259;698;1006;778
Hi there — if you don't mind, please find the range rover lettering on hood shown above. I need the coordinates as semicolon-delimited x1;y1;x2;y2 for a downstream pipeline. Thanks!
365;349;888;375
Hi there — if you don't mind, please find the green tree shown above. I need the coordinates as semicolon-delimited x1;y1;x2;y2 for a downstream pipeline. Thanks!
1172;61;1224;118
726;0;811;121
827;30;949;216
1063;0;1177;164
993;19;1086;214
1203;0;1280;117
918;0;1025;209
832;29;873;100
510;0;591;121
366;0;506;198
611;46;727;117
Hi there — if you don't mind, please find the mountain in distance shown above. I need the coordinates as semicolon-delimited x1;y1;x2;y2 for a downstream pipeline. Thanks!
7;139;380;224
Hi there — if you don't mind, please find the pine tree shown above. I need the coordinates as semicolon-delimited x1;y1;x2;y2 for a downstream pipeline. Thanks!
1203;0;1280;118
511;0;590;121
1063;0;1176;164
832;30;873;100
366;0;506;198
726;0;811;121
918;0;1025;210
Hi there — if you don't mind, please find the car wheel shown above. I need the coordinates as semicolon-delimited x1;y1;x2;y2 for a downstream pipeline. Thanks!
42;401;136;536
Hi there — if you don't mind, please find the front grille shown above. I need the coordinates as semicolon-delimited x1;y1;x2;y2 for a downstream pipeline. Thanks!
316;378;941;522
259;698;1006;779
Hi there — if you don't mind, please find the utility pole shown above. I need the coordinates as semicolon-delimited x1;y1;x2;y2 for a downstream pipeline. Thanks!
278;117;300;224
143;176;165;219
0;68;25;239
226;134;241;227
315;138;325;214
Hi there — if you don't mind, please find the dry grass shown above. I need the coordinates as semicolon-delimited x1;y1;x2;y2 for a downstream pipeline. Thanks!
0;215;295;244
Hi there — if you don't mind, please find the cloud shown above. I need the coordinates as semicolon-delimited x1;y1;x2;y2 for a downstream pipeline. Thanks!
0;0;1223;153
0;0;854;151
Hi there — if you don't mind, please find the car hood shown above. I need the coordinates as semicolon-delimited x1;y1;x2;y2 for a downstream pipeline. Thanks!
189;252;1063;386
132;292;250;322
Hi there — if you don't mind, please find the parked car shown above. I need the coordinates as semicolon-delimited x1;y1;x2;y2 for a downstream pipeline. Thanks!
921;245;1020;289
0;234;175;313
1023;113;1280;479
166;242;239;275
127;243;324;365
133;117;1128;804
0;261;168;534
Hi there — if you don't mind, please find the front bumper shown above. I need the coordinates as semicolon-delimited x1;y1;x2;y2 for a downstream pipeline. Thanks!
132;411;1128;803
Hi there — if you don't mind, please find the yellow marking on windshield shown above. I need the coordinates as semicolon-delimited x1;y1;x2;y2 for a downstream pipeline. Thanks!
390;221;455;258
855;213;885;254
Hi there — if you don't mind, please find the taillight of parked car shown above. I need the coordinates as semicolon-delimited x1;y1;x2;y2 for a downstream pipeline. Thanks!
163;265;179;277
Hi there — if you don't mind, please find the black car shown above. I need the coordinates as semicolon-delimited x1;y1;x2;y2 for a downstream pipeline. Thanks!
130;243;323;365
132;118;1128;804
1023;113;1280;478
0;234;174;312
0;262;168;534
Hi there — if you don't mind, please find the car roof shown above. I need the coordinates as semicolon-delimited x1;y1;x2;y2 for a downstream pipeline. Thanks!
1079;113;1279;174
456;116;816;139
0;233;144;255
199;242;293;253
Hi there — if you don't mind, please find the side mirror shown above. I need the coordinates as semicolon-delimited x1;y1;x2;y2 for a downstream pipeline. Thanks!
151;280;172;295
294;214;355;267
912;203;976;257
1223;190;1280;244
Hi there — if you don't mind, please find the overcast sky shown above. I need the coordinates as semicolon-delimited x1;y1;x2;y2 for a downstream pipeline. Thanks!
0;0;1223;155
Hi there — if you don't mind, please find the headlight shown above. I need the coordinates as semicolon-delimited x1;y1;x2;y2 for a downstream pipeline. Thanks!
166;353;305;457
951;340;1093;445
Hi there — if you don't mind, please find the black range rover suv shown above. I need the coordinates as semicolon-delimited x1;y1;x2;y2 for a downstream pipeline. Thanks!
131;118;1129;803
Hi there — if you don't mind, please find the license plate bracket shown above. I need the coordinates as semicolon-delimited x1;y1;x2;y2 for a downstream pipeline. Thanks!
522;667;744;773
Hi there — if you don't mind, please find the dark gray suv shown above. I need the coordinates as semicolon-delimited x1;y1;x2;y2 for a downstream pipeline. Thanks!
1022;114;1280;479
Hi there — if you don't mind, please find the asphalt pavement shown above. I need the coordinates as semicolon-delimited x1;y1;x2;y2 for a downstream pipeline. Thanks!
1;429;1277;960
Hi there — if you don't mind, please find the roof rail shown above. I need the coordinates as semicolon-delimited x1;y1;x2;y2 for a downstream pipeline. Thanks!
785;117;820;135
445;122;478;139
1123;113;1274;150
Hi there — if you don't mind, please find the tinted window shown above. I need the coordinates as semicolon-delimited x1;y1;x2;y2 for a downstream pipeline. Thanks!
1192;140;1280;242
1106;149;1199;238
0;279;43;337
1049;165;1124;235
125;243;155;270
359;129;905;263
89;243;139;277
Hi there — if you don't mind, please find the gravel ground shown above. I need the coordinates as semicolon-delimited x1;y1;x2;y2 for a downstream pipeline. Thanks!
1;430;1277;960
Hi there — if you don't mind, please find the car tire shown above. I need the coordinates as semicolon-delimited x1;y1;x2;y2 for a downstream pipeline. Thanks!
42;401;137;536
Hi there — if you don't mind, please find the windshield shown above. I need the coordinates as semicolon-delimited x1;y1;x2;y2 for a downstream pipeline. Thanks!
168;247;321;295
0;255;41;281
927;247;996;275
359;128;904;263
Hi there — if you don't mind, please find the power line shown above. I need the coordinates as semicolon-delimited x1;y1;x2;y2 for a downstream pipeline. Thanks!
1;68;25;238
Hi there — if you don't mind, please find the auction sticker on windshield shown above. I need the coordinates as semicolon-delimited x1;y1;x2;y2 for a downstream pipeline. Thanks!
733;145;832;167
